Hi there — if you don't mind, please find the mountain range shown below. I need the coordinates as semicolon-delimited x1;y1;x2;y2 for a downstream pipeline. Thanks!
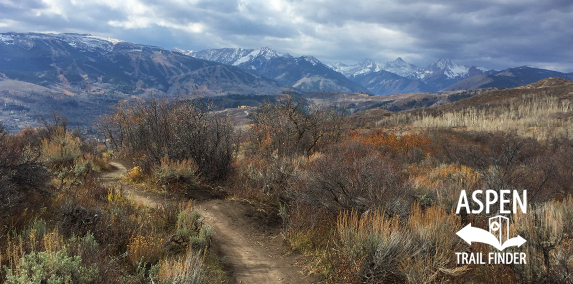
2;32;572;98
186;46;573;95
1;32;573;132
0;32;282;97
186;47;368;93
186;47;482;95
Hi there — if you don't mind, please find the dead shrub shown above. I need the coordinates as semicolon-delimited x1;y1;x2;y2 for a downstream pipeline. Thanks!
100;98;236;182
512;196;573;283
59;202;101;238
155;248;206;284
335;209;412;283
354;131;433;163
0;126;50;232
247;94;346;158
231;155;305;202
303;141;411;214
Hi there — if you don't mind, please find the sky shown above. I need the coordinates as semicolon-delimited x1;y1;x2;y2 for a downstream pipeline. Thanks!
1;0;572;72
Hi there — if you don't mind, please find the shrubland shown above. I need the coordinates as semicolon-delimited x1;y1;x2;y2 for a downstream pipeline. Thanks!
2;79;573;283
100;98;235;182
229;87;573;283
0;115;222;283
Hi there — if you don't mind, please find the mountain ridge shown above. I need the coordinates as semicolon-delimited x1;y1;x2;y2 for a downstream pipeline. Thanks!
187;47;369;93
0;32;283;97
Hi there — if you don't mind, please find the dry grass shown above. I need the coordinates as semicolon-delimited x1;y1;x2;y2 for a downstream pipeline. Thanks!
410;163;480;211
377;80;573;140
333;204;464;283
154;156;199;191
512;196;573;283
127;235;164;267
156;248;206;284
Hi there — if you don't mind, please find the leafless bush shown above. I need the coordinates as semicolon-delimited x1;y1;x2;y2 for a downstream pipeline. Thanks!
231;155;305;202
247;94;346;158
0;126;50;231
430;129;569;203
302;141;411;214
100;98;236;181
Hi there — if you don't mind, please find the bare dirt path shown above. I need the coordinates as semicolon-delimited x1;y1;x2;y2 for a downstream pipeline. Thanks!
99;161;320;284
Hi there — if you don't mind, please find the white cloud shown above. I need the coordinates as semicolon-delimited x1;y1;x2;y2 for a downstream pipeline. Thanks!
0;0;571;71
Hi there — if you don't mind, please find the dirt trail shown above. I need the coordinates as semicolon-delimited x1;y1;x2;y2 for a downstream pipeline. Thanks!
99;162;318;284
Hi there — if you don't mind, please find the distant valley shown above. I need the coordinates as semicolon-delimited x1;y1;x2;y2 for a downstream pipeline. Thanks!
1;32;573;132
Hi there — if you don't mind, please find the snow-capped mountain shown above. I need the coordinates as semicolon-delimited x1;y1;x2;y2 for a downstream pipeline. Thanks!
420;58;470;80
330;59;384;77
330;58;419;78
0;32;123;53
384;57;420;78
186;47;369;93
0;32;282;96
330;57;479;80
330;57;490;95
186;47;289;67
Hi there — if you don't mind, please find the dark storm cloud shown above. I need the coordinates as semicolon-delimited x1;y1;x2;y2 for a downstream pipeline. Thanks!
0;0;571;72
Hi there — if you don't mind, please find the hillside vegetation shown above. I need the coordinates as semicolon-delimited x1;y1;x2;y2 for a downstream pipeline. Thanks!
1;77;573;283
378;77;573;139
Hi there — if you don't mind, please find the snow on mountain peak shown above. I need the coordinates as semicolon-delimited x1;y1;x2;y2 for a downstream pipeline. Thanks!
87;35;123;45
256;47;285;59
0;34;14;44
383;57;419;77
330;58;383;77
330;56;484;81
427;58;470;79
302;56;320;65
173;47;194;56
0;32;124;52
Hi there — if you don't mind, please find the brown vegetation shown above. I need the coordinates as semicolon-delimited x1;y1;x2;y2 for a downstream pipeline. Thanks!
227;85;573;283
2;79;573;283
0;118;217;283
100;98;235;182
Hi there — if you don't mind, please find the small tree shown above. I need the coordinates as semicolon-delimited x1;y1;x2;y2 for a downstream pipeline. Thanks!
248;94;346;158
100;98;236;181
0;125;50;230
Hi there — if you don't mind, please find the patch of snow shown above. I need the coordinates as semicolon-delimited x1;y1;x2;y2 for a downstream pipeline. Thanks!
330;58;384;77
383;57;420;77
303;56;320;65
173;48;194;56
445;64;469;79
234;49;260;65
0;34;14;44
87;35;124;45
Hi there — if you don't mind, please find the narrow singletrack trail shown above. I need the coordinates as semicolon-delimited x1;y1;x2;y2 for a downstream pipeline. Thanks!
99;161;319;284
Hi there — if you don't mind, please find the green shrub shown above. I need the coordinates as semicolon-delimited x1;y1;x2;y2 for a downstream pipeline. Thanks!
4;247;98;284
334;204;464;283
174;202;212;250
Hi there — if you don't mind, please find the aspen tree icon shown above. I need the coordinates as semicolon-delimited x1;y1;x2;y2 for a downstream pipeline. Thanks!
489;215;509;246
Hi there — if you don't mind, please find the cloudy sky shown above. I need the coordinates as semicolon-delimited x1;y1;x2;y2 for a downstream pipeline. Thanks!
1;0;572;72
